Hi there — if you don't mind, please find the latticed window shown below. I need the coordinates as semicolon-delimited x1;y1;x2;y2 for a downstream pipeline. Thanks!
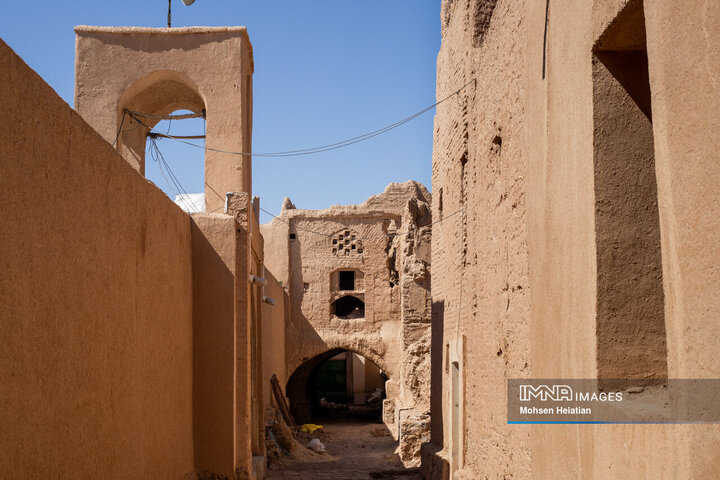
331;229;363;255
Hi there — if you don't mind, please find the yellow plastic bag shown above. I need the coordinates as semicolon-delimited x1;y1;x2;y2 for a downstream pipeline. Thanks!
300;423;323;433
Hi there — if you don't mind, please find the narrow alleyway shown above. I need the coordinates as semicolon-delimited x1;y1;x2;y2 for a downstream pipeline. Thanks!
266;422;421;480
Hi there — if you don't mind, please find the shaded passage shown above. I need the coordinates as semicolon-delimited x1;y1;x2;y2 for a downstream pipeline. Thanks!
267;423;420;480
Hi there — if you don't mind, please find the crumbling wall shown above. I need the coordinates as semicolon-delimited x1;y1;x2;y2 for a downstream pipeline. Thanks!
262;181;432;465
261;182;430;383
0;40;194;479
397;197;433;466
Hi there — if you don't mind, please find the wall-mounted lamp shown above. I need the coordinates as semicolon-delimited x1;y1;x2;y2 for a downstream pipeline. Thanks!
262;296;276;306
248;274;267;286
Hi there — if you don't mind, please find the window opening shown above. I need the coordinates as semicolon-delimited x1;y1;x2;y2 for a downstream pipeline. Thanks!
339;271;356;291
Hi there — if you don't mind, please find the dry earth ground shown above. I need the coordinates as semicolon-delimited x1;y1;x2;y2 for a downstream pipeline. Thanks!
266;422;421;480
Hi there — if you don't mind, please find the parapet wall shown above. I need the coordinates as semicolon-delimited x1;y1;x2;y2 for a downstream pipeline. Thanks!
0;40;194;479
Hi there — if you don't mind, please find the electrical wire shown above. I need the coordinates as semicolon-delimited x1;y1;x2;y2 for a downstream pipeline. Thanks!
130;79;474;223
152;133;465;240
125;78;476;158
148;136;199;213
112;110;127;147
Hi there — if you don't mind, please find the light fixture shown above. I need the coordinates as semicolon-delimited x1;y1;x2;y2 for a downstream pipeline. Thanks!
168;0;198;28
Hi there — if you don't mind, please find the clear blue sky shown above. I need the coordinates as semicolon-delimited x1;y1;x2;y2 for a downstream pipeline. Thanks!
0;1;440;217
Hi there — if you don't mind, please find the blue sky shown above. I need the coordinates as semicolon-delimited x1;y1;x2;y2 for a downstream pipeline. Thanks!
0;1;440;217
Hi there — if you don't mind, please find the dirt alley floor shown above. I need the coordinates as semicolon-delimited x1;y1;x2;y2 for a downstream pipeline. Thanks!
266;422;421;480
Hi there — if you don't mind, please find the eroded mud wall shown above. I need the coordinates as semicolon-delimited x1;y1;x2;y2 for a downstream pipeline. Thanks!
426;0;720;479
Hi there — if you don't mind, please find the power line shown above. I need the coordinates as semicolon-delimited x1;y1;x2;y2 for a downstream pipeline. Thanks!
129;79;474;221
149;132;206;140
149;137;194;212
125;78;476;158
148;136;199;213
112;110;127;147
154;133;465;239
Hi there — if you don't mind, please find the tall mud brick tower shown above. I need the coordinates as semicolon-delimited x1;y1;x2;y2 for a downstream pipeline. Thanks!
74;26;254;211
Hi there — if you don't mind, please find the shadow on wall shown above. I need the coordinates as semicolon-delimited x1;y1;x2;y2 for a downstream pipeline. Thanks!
420;300;449;480
430;300;445;444
593;0;667;380
287;349;342;424
82;30;231;54
190;217;237;471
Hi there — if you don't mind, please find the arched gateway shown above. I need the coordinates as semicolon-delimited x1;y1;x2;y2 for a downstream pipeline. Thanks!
261;181;434;466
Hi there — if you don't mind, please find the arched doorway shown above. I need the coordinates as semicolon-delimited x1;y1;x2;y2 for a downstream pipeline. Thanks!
286;348;387;425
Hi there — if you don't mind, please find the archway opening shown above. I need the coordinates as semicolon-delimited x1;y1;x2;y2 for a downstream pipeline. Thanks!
331;295;365;318
144;110;207;213
286;348;387;425
117;71;214;213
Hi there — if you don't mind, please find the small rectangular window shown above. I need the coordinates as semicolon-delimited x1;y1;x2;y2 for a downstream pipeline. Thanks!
339;270;355;291
289;233;296;240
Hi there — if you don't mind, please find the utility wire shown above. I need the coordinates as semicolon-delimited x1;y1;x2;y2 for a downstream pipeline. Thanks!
148;136;199;213
148;138;186;211
149;132;206;140
125;78;476;158
112;110;128;147
129;79;474;219
149;138;191;212
168;141;465;239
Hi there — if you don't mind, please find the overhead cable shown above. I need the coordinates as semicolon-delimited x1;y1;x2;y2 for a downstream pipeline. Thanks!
124;78;476;158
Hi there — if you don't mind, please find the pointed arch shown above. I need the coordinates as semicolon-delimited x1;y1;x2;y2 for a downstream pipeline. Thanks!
116;70;206;176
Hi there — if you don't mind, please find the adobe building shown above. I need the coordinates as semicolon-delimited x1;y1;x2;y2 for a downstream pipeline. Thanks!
1;26;284;479
423;0;720;479
261;180;434;465
3;2;720;479
0;23;435;479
